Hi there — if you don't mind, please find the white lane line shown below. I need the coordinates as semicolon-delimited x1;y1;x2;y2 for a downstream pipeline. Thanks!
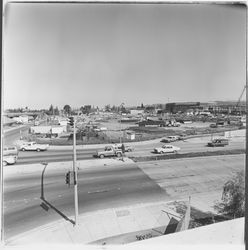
88;187;121;194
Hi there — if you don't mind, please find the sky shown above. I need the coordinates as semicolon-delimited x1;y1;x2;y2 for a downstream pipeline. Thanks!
3;3;246;109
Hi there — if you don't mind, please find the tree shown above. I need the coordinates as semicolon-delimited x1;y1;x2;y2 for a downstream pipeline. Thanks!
111;105;118;112
48;104;54;115
214;171;245;219
80;105;92;115
105;104;111;112
63;105;71;116
54;106;60;116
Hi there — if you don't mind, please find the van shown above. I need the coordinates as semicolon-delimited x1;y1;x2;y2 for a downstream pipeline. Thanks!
207;138;229;147
3;146;19;156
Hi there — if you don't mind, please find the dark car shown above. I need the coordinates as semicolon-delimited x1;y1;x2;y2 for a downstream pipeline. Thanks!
207;138;229;147
210;123;218;128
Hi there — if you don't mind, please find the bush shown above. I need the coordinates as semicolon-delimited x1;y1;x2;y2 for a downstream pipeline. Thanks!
214;171;245;219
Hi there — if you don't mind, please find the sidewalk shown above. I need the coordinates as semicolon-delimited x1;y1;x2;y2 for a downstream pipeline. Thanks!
5;201;181;245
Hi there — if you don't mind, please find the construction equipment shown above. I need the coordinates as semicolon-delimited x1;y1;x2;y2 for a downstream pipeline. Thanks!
235;85;246;115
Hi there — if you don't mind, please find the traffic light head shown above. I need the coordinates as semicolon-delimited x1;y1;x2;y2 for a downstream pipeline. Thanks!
68;117;74;127
66;171;70;185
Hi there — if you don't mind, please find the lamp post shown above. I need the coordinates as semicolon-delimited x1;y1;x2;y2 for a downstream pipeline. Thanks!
41;162;48;200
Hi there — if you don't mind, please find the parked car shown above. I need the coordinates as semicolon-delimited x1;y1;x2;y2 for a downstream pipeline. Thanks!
153;145;180;154
207;138;229;147
3;155;18;166
20;142;49;151
160;136;179;143
93;146;123;159
3;146;19;156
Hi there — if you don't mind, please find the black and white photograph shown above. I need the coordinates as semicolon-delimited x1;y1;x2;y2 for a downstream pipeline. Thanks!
1;1;246;248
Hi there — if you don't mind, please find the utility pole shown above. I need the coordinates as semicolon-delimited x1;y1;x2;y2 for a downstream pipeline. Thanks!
68;116;79;226
73;117;79;226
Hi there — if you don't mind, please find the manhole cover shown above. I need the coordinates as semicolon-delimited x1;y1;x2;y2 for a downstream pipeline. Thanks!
116;209;130;217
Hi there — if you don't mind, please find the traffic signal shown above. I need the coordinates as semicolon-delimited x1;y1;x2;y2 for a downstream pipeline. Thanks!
68;117;74;126
66;171;70;185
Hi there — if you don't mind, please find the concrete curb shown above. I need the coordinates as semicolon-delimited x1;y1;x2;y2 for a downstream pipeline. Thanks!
3;157;135;177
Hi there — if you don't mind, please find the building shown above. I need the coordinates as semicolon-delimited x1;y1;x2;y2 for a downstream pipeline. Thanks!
130;109;144;115
30;125;67;136
165;101;246;115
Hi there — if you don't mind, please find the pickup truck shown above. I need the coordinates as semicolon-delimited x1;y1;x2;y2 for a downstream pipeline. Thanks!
207;138;229;147
93;146;123;159
20;142;49;152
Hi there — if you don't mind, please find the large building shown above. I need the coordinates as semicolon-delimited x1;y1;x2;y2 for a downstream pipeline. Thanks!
165;101;246;115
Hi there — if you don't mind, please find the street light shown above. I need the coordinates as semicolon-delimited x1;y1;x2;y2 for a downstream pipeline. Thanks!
40;162;48;200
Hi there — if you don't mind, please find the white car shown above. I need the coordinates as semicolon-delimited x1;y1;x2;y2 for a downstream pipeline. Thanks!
20;142;49;152
113;144;134;152
153;145;180;154
3;155;18;166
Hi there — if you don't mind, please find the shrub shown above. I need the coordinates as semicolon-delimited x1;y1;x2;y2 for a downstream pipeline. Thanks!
214;170;245;219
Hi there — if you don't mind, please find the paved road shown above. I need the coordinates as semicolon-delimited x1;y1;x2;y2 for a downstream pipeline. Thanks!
3;154;245;240
15;136;245;165
3;126;30;146
3;163;167;239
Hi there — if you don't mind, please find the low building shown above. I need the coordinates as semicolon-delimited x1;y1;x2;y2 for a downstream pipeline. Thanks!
30;125;67;135
130;109;144;115
165;101;246;115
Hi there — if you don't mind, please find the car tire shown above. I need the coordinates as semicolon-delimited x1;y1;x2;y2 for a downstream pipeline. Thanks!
117;152;122;157
160;151;163;154
99;154;104;159
37;148;41;152
21;148;25;151
3;161;7;166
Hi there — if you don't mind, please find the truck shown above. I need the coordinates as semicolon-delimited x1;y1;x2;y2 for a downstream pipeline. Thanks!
20;141;49;151
207;138;229;147
93;146;123;159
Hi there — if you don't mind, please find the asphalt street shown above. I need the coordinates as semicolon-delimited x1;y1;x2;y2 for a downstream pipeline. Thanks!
15;136;245;165
3;162;167;239
3;154;245;240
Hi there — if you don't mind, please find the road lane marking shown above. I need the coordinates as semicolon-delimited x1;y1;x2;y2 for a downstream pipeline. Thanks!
88;187;121;194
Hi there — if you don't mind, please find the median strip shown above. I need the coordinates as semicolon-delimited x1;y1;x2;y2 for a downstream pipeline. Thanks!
129;149;245;162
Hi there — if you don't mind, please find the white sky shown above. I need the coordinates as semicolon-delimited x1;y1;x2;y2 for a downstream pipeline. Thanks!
3;3;246;109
